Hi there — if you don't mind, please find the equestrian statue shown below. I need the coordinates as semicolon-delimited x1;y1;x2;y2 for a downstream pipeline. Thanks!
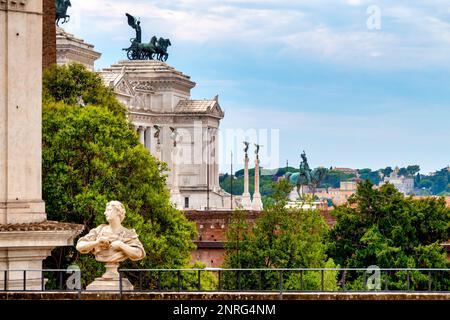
55;0;71;26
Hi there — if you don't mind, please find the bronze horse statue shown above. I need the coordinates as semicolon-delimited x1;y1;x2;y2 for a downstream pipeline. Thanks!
55;0;71;26
124;13;172;61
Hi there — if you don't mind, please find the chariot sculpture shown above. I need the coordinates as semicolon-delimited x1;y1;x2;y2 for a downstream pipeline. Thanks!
123;13;171;62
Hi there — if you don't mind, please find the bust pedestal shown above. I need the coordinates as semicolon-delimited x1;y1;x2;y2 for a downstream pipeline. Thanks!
86;262;134;291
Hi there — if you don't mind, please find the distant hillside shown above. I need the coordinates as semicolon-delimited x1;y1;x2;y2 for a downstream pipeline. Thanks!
220;165;450;197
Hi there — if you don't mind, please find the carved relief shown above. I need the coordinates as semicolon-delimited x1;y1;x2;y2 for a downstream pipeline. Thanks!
131;81;155;93
2;1;28;10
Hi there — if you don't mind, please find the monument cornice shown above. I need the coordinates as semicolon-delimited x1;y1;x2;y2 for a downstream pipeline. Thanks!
130;110;224;120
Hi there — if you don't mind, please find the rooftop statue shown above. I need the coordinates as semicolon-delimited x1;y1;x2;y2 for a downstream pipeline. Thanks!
76;201;146;286
123;13;172;62
55;0;71;26
243;141;249;155
254;144;262;159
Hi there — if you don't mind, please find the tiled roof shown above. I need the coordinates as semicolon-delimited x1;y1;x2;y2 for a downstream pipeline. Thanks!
0;221;84;233
175;99;223;116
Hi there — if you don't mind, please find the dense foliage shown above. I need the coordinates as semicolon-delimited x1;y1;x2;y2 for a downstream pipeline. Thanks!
328;181;450;290
223;181;338;291
43;63;126;117
42;64;198;286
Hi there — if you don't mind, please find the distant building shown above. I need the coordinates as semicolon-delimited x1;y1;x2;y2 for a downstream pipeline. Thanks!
331;167;358;175
312;180;359;206
379;166;414;195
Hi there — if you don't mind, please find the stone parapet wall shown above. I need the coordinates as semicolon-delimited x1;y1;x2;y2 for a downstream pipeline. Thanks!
0;291;449;300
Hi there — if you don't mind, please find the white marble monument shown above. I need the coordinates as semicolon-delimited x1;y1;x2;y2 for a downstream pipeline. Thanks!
241;142;252;210
99;60;240;210
251;145;263;211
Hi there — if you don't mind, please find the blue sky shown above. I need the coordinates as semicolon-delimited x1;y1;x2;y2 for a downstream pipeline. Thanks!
65;0;450;174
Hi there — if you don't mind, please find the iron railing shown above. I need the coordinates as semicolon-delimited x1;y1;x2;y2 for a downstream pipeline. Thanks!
0;268;449;294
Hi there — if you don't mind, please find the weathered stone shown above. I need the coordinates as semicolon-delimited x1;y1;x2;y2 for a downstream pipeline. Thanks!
56;27;101;70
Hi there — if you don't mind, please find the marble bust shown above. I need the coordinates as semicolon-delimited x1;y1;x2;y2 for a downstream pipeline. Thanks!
76;201;146;289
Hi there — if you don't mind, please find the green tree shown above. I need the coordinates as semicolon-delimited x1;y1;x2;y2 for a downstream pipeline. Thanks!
42;65;198;287
406;165;420;176
329;181;450;290
43;63;126;117
223;182;338;291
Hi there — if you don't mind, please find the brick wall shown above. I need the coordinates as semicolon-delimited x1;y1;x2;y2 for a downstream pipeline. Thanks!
185;210;261;267
42;0;56;69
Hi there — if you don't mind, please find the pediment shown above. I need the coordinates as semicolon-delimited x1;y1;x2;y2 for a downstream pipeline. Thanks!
115;77;135;97
209;102;225;118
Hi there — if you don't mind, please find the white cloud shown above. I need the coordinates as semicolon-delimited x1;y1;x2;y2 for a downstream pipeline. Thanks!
67;1;450;69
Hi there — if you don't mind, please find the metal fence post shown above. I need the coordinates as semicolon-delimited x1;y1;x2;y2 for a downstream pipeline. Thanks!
197;270;201;291
342;271;346;292
218;270;222;291
23;270;26;291
428;271;432;292
363;270;367;291
300;270;303;291
321;270;324;291
407;270;410;291
279;271;283;293
384;271;388;291
237;270;241;291
119;271;123;299
259;270;262;291
157;271;161;291
59;270;63;291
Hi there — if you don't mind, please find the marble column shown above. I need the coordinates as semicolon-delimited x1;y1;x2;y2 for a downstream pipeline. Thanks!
241;154;252;210
251;157;263;211
0;0;82;290
138;126;145;145
170;145;183;210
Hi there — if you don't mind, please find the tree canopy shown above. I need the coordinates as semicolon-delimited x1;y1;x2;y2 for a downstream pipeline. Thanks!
328;181;450;290
42;64;197;286
223;181;338;291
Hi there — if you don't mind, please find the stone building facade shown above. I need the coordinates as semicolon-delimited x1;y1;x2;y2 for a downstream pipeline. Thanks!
99;60;241;210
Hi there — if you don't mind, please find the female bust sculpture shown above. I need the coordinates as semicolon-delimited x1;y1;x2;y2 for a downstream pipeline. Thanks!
76;201;146;281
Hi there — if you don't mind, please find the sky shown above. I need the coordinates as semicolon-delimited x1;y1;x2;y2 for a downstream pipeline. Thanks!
64;0;450;174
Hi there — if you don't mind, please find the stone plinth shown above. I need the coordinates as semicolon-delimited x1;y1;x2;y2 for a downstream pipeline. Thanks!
56;27;101;71
252;158;263;211
86;277;134;292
